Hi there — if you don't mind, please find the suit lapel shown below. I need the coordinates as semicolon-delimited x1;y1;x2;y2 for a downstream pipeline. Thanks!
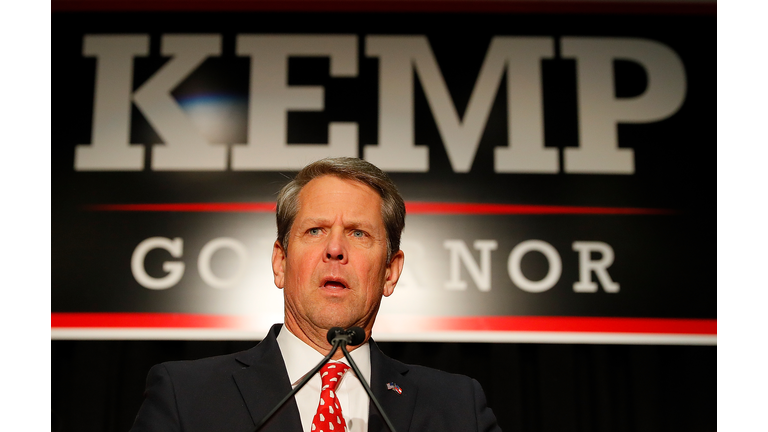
232;325;303;432
368;341;417;432
231;328;419;432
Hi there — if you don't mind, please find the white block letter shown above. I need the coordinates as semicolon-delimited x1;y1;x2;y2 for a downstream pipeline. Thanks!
562;37;686;174
494;38;558;173
367;36;554;173
233;35;358;170
444;240;498;291
75;35;148;170
365;36;430;171
507;240;561;293
131;237;185;289
198;238;249;289
134;34;226;170
572;241;620;293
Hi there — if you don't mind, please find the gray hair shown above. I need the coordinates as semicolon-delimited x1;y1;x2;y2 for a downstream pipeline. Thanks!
275;157;405;262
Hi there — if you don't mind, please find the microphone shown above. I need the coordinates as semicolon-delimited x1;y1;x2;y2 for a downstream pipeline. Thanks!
252;326;397;432
327;326;366;347
336;327;398;432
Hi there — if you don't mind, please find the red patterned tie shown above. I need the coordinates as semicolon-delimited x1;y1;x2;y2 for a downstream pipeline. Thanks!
311;362;351;432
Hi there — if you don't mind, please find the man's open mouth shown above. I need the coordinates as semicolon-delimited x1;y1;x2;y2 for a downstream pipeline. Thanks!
323;279;347;289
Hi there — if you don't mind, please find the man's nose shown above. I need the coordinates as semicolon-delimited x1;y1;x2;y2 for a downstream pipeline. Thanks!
323;229;348;263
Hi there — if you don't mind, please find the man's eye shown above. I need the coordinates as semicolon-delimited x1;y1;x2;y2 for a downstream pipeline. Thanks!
308;228;321;235
352;230;365;238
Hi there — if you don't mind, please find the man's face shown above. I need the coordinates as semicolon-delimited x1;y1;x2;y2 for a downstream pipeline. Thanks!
272;175;404;338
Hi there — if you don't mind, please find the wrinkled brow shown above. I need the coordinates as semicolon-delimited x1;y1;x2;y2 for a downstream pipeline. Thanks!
300;217;378;232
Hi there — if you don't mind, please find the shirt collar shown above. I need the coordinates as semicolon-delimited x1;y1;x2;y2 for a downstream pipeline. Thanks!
277;325;371;386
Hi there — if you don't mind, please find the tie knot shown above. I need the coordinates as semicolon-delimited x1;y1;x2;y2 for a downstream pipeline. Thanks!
319;362;350;390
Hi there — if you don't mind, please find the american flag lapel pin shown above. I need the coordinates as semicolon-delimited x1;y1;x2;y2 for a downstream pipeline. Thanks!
386;382;403;394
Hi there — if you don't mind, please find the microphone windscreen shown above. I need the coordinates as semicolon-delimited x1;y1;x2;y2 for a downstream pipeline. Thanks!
327;327;345;345
347;327;366;346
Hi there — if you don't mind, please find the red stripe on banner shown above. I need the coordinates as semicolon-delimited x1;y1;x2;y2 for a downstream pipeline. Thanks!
85;202;675;215
52;1;717;15
51;312;246;328
85;203;276;212
404;202;676;215
51;313;716;335
403;316;717;334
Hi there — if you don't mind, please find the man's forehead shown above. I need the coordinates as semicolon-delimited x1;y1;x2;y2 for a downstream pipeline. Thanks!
294;175;383;223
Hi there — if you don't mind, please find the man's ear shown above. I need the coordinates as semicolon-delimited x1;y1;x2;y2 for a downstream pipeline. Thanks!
271;240;286;289
383;250;405;297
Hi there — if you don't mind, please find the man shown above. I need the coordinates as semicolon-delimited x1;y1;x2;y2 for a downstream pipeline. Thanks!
131;157;501;432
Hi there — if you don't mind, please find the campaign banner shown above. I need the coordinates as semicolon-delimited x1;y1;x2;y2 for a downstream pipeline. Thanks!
51;6;716;344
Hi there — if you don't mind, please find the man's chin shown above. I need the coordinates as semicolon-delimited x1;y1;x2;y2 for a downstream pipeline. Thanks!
310;313;361;332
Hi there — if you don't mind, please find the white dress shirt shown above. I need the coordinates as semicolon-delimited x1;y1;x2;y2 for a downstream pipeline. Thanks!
276;326;371;432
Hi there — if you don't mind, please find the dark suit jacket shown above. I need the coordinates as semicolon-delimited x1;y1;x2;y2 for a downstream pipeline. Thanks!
130;324;501;431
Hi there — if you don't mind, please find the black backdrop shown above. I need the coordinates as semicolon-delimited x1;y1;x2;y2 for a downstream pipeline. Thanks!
51;1;716;431
52;339;715;431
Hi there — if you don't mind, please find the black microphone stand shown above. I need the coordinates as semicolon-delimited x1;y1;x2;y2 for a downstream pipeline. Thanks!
339;340;398;432
251;339;342;431
252;327;398;432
